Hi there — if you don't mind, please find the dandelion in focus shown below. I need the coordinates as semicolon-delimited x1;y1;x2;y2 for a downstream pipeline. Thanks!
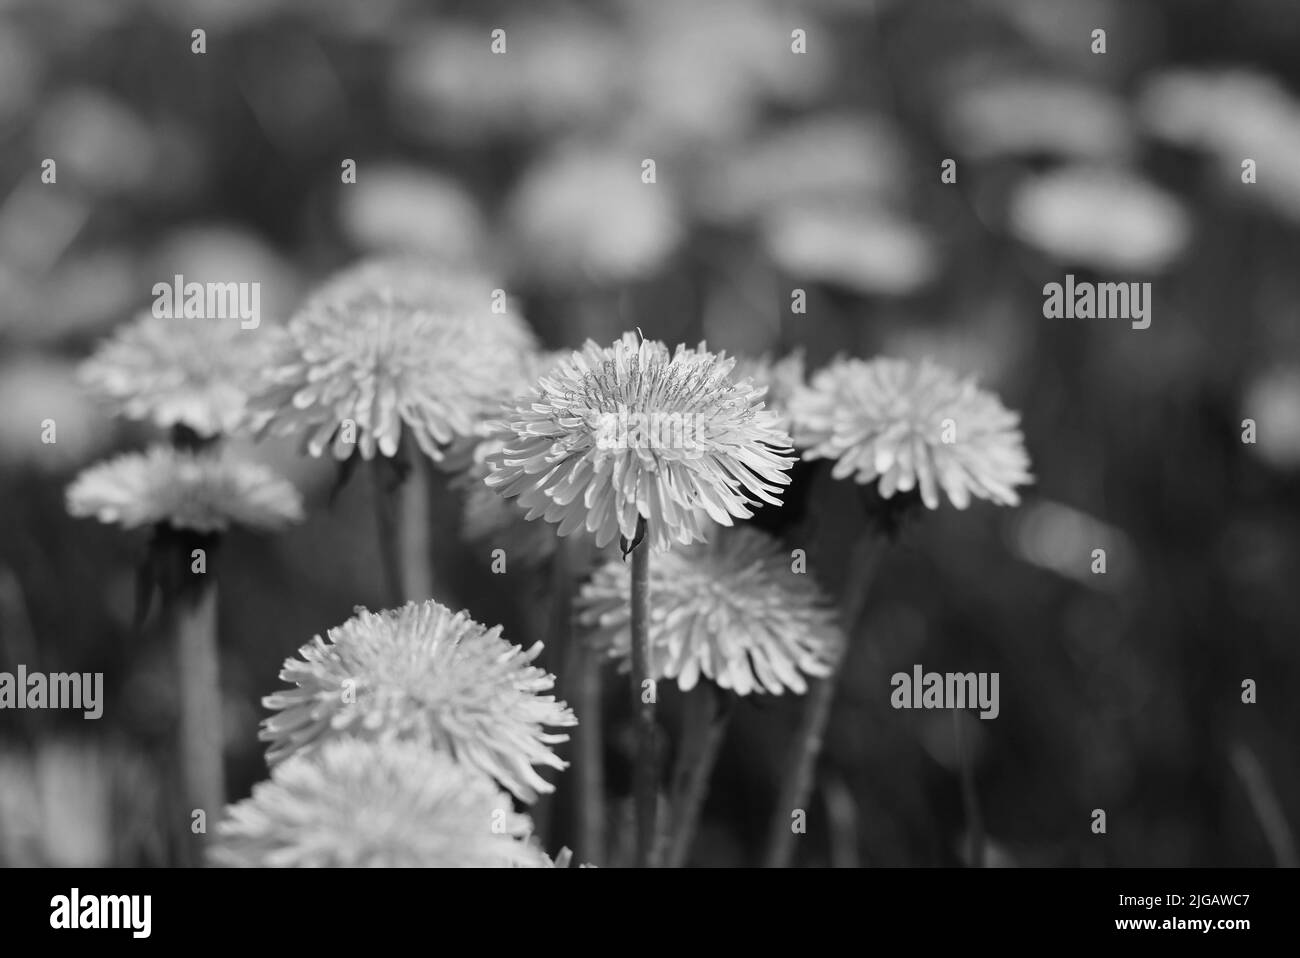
485;331;795;553
261;599;576;802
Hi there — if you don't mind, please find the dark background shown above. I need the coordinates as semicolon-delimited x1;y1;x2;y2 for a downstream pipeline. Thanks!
1;0;1297;867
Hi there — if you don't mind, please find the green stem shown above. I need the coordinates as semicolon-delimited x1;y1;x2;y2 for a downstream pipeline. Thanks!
763;534;886;867
371;458;405;608
665;685;730;867
955;709;985;867
399;454;434;601
629;518;656;867
172;579;224;866
574;639;606;865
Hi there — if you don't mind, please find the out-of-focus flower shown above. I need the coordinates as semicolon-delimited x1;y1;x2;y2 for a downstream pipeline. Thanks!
578;526;840;695
211;738;542;867
261;600;576;802
624;0;832;144
32;89;156;196
1138;68;1295;154
392;18;622;144
0;22;39;125
791;357;1033;509
1007;166;1192;272
485;332;795;553
66;445;304;533
79;312;278;438
9;250;140;344
1241;365;1300;470
503;145;684;287
761;203;938;296
150;225;302;325
699;114;908;224
0;356;115;471
731;351;806;432
339;164;486;261
1139;68;1300;223
943;74;1133;161
254;258;535;461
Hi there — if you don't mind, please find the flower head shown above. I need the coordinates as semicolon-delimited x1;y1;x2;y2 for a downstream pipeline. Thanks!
253;258;536;461
578;526;839;695
78;310;278;438
1007;166;1191;272
485;332;796;553
66;445;304;533
260;599;576;802
504;147;684;287
790;357;1032;509
211;738;542;868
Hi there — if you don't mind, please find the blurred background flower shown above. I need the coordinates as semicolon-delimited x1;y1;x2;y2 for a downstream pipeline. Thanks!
579;525;840;695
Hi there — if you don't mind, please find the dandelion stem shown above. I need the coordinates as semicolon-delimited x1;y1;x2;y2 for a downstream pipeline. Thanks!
399;454;435;601
665;685;730;867
954;709;985;867
763;533;886;867
629;517;656;867
553;538;606;865
371;458;406;608
574;642;606;864
171;578;225;866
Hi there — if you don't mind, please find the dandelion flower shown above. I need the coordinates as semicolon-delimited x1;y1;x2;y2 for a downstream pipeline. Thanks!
211;738;542;868
943;74;1133;161
578;526;839;695
260;599;576;802
338;164;486;262
760;203;937;296
503;146;684;287
66;444;304;533
1007;166;1192;272
392;18;622;145
78;310;278;438
1138;68;1300;223
485;332;796;554
0;356;114;471
253;258;536;461
700;113;906;224
790;357;1032;509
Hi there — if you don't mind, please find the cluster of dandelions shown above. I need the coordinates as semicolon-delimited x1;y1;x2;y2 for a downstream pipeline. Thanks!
65;248;1033;868
213;599;577;867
